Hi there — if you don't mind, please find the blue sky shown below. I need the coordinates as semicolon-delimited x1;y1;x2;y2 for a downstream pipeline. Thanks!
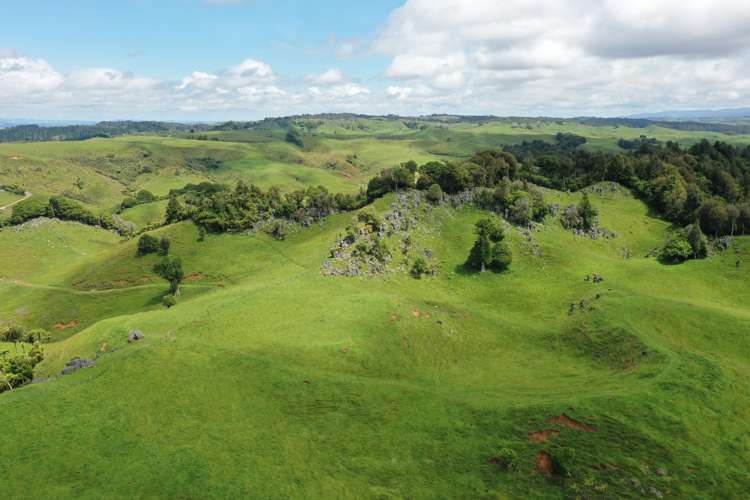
1;0;749;120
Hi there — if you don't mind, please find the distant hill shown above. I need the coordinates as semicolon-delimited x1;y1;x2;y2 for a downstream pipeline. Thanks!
628;107;750;121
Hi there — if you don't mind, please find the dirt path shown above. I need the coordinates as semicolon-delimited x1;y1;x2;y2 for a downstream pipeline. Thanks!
0;277;218;295
0;191;32;211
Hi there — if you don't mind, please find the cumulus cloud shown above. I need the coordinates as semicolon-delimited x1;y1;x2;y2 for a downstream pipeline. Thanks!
0;55;63;98
3;1;750;119
374;0;750;114
306;68;345;85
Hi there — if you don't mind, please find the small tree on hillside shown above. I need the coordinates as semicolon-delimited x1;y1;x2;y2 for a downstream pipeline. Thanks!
165;196;185;224
466;217;511;272
686;221;708;258
137;234;160;256
154;256;184;295
158;237;171;256
426;183;444;204
578;193;598;230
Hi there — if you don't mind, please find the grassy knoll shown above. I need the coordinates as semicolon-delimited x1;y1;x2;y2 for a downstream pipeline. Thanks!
0;186;748;498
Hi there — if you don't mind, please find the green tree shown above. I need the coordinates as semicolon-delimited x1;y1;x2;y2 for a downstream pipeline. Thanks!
578;193;599;230
154;256;184;295
466;217;505;272
489;241;513;271
659;234;692;263
410;256;430;278
165;196;185;224
425;183;443;204
137;234;160;256
686;222;708;258
158;237;171;256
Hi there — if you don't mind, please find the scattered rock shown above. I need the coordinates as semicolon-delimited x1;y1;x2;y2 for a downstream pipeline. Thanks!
60;358;95;375
127;330;145;343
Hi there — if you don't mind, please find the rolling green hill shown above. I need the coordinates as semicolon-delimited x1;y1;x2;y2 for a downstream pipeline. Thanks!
0;117;749;498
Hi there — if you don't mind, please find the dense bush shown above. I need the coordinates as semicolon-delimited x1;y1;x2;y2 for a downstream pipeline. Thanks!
410;256;430;278
154;256;184;295
659;233;693;263
560;193;599;231
137;234;161;256
49;196;98;225
9;198;52;224
0;343;44;392
466;217;512;272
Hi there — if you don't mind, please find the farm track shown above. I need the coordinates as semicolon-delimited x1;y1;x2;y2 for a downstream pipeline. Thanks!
0;191;31;211
0;277;218;295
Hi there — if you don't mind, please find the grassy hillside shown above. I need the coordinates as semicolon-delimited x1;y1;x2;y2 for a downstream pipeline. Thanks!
1;183;748;497
4;118;750;216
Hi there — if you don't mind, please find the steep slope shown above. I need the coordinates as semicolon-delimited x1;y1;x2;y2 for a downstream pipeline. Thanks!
1;189;748;498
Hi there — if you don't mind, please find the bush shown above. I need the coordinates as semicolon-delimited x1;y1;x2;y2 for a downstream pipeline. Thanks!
137;234;161;256
492;447;517;470
425;183;443;203
9;198;51;225
48;196;98;225
0;322;26;342
154;256;184;295
489;241;512;271
161;295;177;308
659;233;693;263
686;222;708;258
159;237;171;256
410;256;430;278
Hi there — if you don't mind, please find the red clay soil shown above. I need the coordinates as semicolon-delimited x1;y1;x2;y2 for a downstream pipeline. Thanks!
535;451;557;476
528;429;561;443
184;272;206;281
52;320;80;330
545;413;597;432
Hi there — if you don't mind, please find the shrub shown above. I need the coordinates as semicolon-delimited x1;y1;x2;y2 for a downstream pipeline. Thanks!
425;183;444;204
659;233;693;263
492;447;517;470
154;256;184;295
686;222;708;258
48;196;98;225
158;237;171;256
137;234;161;256
161;295;177;308
0;322;26;342
410;256;430;278
9;198;51;225
489;241;512;271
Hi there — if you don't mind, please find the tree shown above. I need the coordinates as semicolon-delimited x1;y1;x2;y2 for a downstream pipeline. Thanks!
659;234;692;263
410;256;430;278
466;217;507;272
165;196;185;224
426;183;443;204
578;193;598;230
154;256;184;295
489;241;512;271
158;237;171;256
698;199;729;237
137;234;160;256
686;222;708;259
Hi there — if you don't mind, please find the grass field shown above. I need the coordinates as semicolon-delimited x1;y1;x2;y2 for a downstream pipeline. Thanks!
0;184;748;498
0;119;749;498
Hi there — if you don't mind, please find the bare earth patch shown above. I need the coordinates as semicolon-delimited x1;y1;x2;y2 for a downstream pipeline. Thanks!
528;429;561;443
545;413;597;432
52;320;80;330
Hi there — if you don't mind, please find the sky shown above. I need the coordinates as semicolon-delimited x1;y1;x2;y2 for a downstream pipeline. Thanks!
1;0;750;121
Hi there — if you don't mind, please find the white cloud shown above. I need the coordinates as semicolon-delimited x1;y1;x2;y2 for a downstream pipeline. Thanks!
374;0;750;114
176;71;219;91
0;55;64;98
306;68;345;85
